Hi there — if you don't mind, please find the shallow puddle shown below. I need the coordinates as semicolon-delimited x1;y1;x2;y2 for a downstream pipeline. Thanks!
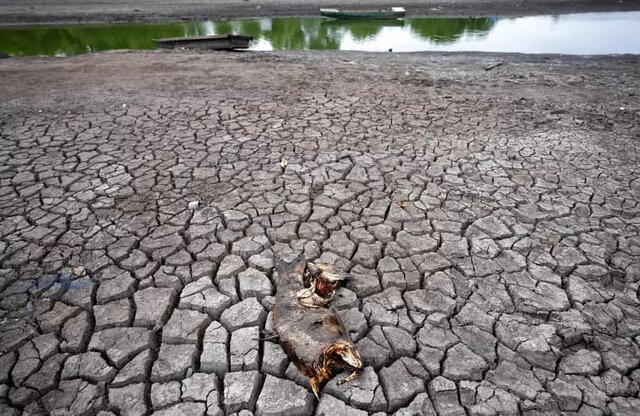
1;11;639;56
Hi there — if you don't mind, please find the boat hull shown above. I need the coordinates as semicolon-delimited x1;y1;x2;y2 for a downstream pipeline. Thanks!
319;8;406;20
154;35;252;50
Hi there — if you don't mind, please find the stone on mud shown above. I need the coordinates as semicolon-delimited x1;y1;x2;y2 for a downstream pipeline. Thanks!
442;343;488;381
323;366;387;412
379;359;426;412
223;371;262;413
559;349;602;375
151;344;197;382
220;297;266;331
88;327;154;367
255;375;314;416
316;394;368;416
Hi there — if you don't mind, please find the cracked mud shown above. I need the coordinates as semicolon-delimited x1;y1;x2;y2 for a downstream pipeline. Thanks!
0;50;639;415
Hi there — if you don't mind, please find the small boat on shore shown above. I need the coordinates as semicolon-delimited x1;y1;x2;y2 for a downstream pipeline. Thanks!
319;7;406;20
154;34;253;50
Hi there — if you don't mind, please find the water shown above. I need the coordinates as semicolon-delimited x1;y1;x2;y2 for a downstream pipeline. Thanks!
0;12;639;57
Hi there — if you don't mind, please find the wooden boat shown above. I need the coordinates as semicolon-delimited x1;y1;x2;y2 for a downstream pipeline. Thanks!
154;34;253;50
319;7;405;20
321;18;405;29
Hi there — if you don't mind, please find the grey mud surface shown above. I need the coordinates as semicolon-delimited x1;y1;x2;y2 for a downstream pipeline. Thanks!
0;0;639;24
1;50;640;415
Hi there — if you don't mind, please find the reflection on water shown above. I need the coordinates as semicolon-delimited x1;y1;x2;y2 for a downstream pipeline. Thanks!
409;17;495;44
0;22;211;56
0;12;639;56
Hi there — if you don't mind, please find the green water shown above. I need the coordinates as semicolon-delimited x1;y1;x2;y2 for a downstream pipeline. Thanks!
1;13;639;56
0;17;494;56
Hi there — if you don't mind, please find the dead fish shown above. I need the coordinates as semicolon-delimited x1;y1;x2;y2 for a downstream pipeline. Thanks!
272;257;362;399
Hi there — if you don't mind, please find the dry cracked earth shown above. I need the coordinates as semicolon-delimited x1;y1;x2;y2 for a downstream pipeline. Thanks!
0;50;640;416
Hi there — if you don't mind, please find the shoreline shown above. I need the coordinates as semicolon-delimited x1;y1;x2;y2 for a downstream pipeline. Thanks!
0;0;639;26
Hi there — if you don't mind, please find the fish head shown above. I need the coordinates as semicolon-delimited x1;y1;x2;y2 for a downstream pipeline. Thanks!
296;287;315;299
298;294;330;309
332;340;363;369
312;262;344;282
307;339;363;398
314;277;338;300
308;374;322;400
306;262;343;302
320;340;363;374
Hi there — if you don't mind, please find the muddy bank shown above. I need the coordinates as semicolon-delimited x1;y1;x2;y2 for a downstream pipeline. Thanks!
0;0;639;25
1;50;639;108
